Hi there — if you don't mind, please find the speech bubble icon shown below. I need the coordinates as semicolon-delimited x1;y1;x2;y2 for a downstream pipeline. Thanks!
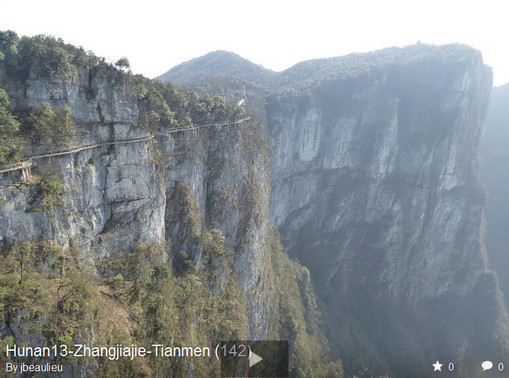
482;361;493;371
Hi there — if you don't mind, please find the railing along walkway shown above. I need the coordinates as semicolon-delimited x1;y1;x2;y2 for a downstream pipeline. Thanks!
0;117;251;175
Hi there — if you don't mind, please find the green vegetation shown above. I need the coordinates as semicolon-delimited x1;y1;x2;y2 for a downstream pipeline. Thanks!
0;226;344;376
196;228;231;258
1;30;247;156
0;30;346;377
174;250;195;275
156;50;277;86
29;102;76;144
39;173;64;208
264;228;344;377
115;57;130;71
0;30;109;80
0;90;76;164
40;174;63;195
130;74;246;131
0;234;250;376
0;88;23;163
109;238;247;376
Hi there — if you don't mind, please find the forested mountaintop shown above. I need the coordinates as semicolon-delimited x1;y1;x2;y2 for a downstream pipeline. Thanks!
159;43;483;89
0;31;247;165
157;50;277;86
158;43;488;123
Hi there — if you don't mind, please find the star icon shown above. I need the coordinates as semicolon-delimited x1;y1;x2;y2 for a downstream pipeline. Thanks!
433;360;443;371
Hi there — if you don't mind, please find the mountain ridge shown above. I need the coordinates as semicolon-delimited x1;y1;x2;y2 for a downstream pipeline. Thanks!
157;43;484;90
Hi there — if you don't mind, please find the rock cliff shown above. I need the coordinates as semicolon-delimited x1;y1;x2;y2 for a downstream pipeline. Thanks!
0;66;163;256
268;47;508;376
0;64;272;319
162;44;509;376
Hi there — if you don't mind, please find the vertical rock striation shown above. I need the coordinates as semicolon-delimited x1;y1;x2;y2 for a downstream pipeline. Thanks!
0;62;271;343
0;66;165;258
267;46;508;376
270;47;490;300
156;120;271;338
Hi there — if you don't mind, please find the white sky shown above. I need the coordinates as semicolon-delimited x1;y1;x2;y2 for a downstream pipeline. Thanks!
0;0;507;85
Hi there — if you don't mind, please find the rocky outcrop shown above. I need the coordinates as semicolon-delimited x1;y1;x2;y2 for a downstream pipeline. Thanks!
156;120;271;337
0;63;270;342
0;66;163;257
269;46;491;299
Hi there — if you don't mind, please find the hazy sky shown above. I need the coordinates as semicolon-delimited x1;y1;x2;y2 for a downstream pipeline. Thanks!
0;0;507;85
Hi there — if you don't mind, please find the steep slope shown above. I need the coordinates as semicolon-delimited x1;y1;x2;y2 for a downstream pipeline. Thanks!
159;44;509;377
480;83;509;309
268;46;506;377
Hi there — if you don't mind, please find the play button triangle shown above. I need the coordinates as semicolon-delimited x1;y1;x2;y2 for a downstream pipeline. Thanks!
249;350;263;367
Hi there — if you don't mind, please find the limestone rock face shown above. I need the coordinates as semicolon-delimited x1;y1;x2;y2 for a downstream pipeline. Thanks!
0;66;138;125
156;122;270;338
269;50;491;301
267;48;508;375
0;63;270;344
0;66;163;258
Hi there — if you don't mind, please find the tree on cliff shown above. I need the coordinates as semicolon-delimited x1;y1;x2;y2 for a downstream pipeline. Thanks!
0;30;19;67
115;57;130;71
30;102;76;144
0;88;23;164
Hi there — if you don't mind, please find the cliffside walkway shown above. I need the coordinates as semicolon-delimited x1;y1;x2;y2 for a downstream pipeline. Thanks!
155;116;250;136
0;117;251;176
0;160;33;175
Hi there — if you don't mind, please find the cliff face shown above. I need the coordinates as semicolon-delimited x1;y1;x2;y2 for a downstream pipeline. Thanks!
480;83;509;309
2;33;344;377
162;44;509;376
268;49;507;375
156;119;271;338
270;48;490;300
0;61;270;345
0;66;165;258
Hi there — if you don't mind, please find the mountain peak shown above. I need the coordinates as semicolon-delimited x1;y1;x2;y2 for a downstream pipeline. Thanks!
156;50;276;85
